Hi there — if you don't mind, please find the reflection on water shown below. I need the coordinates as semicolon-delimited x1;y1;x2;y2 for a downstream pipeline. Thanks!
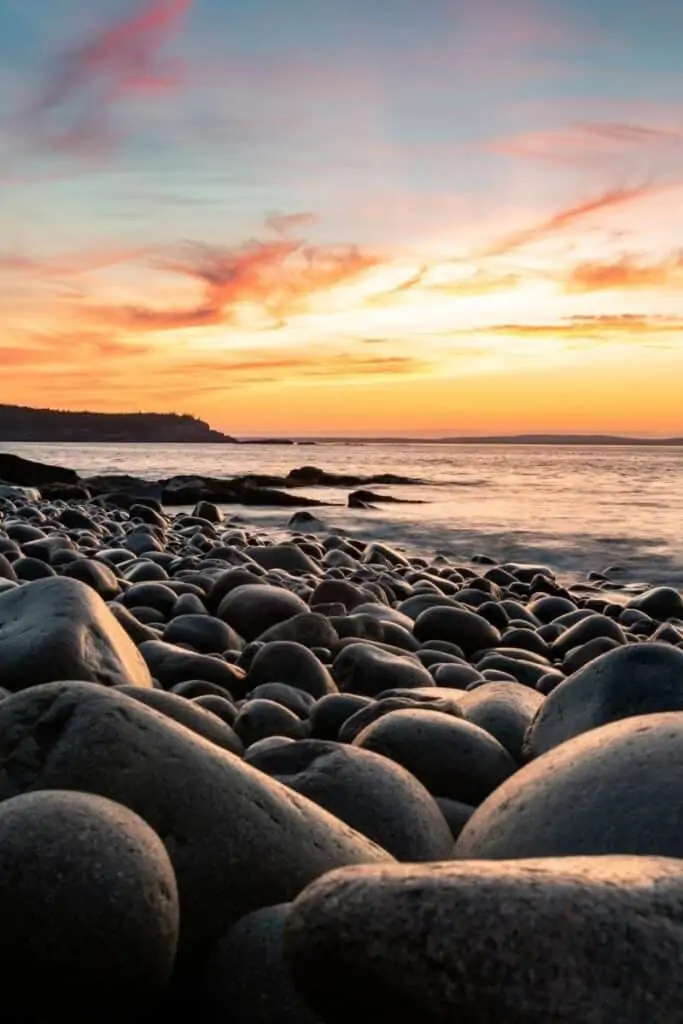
4;441;683;586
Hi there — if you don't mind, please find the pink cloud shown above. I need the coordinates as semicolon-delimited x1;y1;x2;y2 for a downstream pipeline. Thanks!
19;0;193;154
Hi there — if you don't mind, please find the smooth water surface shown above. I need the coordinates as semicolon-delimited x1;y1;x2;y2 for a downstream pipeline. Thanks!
5;441;683;585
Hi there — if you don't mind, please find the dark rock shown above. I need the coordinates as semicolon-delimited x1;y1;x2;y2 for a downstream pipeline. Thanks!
456;711;683;859
63;557;120;599
310;579;369;611
234;699;306;746
122;582;178;618
192;694;238;726
256;612;339;649
354;708;516;803
432;663;483;688
525;642;683;758
413;606;501;656
117;686;243;755
549;613;626;661
139;640;244;693
202;904;320;1024
247;683;316;719
332;643;433;698
217;584;309;641
0;452;79;487
457;682;543;762
628;586;683;621
434;798;475;840
561;635;622;674
309;694;373;740
0;576;152;691
246;739;453;862
193;501;222;523
245;544;322;575
0;682;391;951
13;555;57;580
163;614;242;654
246;641;337;699
0;789;178;1023
109;603;161;645
338;698;423;744
284;856;683;1024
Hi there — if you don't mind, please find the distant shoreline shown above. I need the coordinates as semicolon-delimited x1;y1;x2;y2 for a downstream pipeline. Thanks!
5;434;683;447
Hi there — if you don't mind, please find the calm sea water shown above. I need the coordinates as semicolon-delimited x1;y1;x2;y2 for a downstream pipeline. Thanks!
5;441;683;587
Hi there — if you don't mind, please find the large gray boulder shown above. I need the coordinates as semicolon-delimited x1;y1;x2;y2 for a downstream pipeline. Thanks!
525;643;683;759
284;857;683;1024
0;682;391;951
0;576;152;690
456;712;683;859
0;789;178;1023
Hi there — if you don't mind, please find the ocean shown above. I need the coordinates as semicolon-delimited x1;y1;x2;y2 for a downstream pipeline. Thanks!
6;441;683;587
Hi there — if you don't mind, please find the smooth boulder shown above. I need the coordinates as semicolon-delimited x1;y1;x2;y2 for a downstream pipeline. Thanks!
284;857;683;1024
0;576;152;691
525;642;683;759
0;789;178;1023
353;708;516;804
457;711;683;859
0;682;391;949
246;739;453;861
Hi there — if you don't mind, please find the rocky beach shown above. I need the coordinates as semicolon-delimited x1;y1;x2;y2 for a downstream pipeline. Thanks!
1;450;683;1021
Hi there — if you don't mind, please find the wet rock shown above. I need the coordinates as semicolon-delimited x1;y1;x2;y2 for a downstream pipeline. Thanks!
62;556;120;599
139;640;244;693
0;576;152;691
247;640;337;699
217;584;309;641
332;643;433;698
0;789;178;1023
0;682;392;952
457;711;683;859
246;739;453;861
354;708;516;803
284;856;683;1024
458;682;543;762
525;642;683;758
202;904;320;1024
413;606;501;656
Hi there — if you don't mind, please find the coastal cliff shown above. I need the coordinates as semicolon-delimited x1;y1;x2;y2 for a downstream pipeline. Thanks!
0;405;236;443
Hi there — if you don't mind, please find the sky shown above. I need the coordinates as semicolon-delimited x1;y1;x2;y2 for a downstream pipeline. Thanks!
1;0;683;436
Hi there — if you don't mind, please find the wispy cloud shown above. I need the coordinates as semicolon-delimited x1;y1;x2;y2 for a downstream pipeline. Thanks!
481;183;662;257
566;251;683;292
17;0;192;155
94;220;381;331
493;120;683;168
479;313;683;338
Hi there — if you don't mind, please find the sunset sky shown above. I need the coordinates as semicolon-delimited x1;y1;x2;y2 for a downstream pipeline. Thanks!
1;0;683;435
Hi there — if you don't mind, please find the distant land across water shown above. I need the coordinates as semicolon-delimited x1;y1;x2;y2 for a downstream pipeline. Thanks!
1;405;682;446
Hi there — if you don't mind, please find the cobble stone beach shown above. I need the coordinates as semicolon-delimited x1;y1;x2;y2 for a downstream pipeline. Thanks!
1;449;683;1021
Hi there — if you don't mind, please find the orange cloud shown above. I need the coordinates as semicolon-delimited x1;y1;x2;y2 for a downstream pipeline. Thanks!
491;120;683;169
96;224;381;331
479;313;683;339
18;0;192;154
483;184;660;257
566;252;683;292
